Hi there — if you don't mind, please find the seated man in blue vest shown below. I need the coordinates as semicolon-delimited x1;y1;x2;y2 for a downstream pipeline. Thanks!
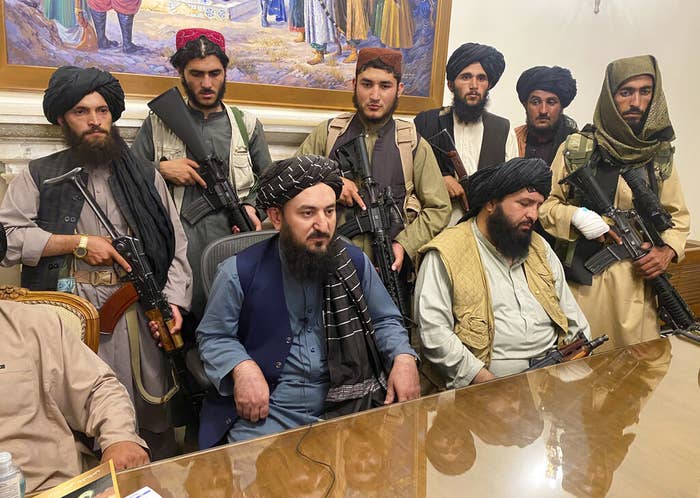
195;155;420;447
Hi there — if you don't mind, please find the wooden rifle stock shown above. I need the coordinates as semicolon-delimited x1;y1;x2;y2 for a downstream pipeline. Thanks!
144;308;183;352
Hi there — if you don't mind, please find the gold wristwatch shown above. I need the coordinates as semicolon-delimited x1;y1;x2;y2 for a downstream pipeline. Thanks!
73;235;89;259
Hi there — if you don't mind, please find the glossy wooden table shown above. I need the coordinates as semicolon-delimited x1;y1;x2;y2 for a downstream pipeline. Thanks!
118;336;700;498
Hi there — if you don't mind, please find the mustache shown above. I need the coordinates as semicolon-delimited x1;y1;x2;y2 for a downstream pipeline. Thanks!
308;230;331;239
623;108;643;116
82;126;108;137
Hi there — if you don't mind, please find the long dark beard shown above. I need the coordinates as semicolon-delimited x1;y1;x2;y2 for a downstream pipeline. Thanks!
182;75;226;110
280;224;341;282
453;92;489;124
486;203;533;261
62;123;123;166
352;91;400;125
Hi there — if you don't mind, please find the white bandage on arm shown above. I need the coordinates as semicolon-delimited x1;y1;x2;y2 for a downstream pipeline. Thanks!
571;207;610;240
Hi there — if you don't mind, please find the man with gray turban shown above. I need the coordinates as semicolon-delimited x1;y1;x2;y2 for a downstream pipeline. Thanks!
0;65;192;459
515;65;579;165
540;55;690;351
196;155;419;448
415;42;519;226
415;158;589;389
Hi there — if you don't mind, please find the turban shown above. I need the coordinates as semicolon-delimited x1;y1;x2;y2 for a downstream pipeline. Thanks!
43;66;125;125
446;43;505;88
175;28;225;51
463;158;552;219
0;222;6;262
257;155;344;210
356;47;403;77
516;66;577;108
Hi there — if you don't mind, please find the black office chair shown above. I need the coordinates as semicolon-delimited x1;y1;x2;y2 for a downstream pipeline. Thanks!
200;229;279;299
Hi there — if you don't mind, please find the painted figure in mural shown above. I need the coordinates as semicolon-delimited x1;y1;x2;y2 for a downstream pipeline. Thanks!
42;0;97;50
261;0;287;27
289;0;306;42
335;0;369;63
304;0;340;65
379;0;414;49
87;0;144;53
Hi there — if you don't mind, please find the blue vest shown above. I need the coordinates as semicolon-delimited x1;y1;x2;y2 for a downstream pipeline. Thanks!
198;235;366;448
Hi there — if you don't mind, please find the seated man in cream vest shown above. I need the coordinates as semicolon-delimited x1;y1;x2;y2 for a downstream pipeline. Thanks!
414;158;590;388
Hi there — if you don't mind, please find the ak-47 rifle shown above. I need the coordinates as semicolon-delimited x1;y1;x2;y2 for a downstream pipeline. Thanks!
527;332;609;370
148;87;254;232
334;135;412;326
44;167;201;411
561;159;700;343
425;128;470;206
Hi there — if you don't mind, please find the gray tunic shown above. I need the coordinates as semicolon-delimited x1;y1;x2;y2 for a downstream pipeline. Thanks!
0;162;192;433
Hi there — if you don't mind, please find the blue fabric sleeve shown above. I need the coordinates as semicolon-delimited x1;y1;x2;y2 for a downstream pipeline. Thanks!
196;256;252;396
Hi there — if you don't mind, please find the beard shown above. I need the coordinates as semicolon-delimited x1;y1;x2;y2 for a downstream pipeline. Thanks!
453;92;489;124
352;91;400;125
279;223;341;282
486;203;533;261
62;123;123;166
182;75;226;110
527;115;560;138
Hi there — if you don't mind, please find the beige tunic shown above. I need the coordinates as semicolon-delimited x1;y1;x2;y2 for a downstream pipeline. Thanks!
0;300;147;494
0;163;192;433
539;145;690;352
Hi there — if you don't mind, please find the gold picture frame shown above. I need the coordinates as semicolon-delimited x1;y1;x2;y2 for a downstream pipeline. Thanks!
0;0;451;114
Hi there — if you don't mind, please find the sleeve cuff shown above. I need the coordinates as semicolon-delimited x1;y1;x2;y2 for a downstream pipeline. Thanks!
20;228;53;266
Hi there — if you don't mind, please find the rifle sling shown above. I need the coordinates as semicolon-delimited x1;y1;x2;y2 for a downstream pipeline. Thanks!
126;304;179;405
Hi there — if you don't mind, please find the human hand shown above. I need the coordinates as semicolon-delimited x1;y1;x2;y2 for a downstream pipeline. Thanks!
338;177;366;209
147;304;183;348
83;236;131;272
384;354;420;404
232;205;263;233
471;367;496;385
233;360;270;422
391;241;405;272
159;158;206;187
443;175;468;211
634;243;675;279
101;441;150;471
571;207;610;240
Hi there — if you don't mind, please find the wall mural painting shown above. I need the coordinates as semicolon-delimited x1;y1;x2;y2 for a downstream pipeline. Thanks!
0;0;451;112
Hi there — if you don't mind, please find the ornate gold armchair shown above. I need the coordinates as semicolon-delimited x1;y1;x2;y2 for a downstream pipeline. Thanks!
0;285;99;353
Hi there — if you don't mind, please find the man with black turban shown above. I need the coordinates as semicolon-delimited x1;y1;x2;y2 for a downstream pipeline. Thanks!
540;55;690;352
415;42;518;226
414;158;589;389
515;65;579;165
196;155;419;448
0;65;192;459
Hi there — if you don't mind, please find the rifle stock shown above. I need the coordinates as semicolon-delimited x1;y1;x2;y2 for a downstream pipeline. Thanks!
527;333;609;371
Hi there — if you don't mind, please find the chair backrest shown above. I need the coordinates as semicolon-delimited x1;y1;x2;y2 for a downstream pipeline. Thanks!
0;284;100;352
200;230;278;298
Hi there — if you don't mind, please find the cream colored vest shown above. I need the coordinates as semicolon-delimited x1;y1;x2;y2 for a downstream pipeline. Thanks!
420;222;569;365
149;105;257;213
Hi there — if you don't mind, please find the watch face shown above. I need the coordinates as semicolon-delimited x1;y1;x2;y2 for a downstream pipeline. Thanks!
74;247;88;258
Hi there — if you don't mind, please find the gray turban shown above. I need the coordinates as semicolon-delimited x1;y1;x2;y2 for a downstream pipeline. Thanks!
43;66;125;125
463;158;552;220
446;43;506;88
256;155;344;210
516;66;577;108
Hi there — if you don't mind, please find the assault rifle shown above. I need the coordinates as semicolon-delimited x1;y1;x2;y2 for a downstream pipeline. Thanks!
148;87;253;232
334;135;412;326
561;160;700;342
527;332;609;370
44;167;200;411
425;128;469;209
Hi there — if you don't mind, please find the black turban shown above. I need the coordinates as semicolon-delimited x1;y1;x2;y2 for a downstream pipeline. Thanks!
43;66;125;125
463;158;552;220
516;66;577;108
0;222;6;262
257;155;344;210
446;43;506;88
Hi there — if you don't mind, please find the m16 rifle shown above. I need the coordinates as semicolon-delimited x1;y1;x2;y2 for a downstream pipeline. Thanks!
561;160;700;343
527;332;609;370
44;167;201;412
148;87;254;232
334;135;412;326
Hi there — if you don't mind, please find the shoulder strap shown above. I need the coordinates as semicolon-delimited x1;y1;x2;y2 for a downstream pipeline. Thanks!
326;112;355;156
229;106;250;148
394;118;418;192
563;132;595;174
